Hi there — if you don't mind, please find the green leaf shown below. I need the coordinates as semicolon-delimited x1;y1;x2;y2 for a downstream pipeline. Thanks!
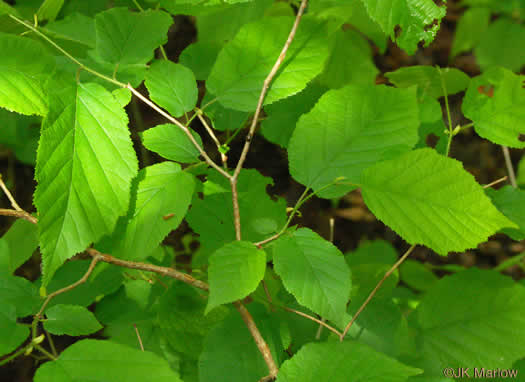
518;155;525;187
360;148;516;255
95;280;165;355
345;243;410;357
486;185;525;240
399;260;438;292
0;303;30;356
199;306;283;382
450;7;490;59
3;219;39;273
34;339;183;382
179;41;222;81
475;18;525;72
413;269;525;375
319;29;378;89
142;123;203;163
273;228;351;326
359;0;446;54
44;12;96;55
145;60;198;118
0;108;40;165
38;259;123;310
207;16;333;111
0;33;55;116
195;0;273;42
186;169;287;265
35;81;138;285
202;97;249;131
276;340;422;382
386;66;470;99
461;67;525;148
158;283;228;360
288;84;419;198
344;0;387;53
260;82;326;148
98;162;195;262
44;304;102;336
37;0;65;22
345;240;398;267
206;241;266;313
94;7;173;66
0;273;40;317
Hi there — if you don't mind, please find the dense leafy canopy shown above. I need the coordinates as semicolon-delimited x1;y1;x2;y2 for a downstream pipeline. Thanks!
0;1;524;382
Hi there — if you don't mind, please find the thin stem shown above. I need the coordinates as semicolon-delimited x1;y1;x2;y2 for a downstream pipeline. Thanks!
483;176;508;189
340;245;416;340
0;346;27;366
255;187;309;247
284;306;341;337
501;146;517;188
233;302;279;377
127;86;231;180
232;0;308;180
134;324;145;351
0;174;22;211
86;248;210;291
0;208;37;224
44;330;58;357
37;255;101;318
33;344;57;361
437;67;453;157
9;14;126;88
197;112;227;166
231;177;242;240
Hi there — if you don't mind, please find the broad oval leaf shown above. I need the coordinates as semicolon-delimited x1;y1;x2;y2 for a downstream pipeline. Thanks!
34;339;182;382
141;123;203;163
43;304;102;336
98;162;195;262
414;269;525;375
288;84;419;198
95;7;173;66
360;0;446;54
360;148;516;255
462;67;525;148
273;228;351;326
35;81;138;285
145;60;198;118
206;241;266;313
276;340;422;382
486;185;525;240
0;33;55;116
207;16;333;111
386;66;470;99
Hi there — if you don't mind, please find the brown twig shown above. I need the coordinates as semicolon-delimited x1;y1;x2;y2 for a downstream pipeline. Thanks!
134;324;145;351
283;306;342;337
196;112;227;166
86;248;209;291
340;244;416;340
483;176;508;189
0;208;37;224
37;255;101;318
230;0;308;241
234;302;279;378
0;174;22;211
501;146;517;188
